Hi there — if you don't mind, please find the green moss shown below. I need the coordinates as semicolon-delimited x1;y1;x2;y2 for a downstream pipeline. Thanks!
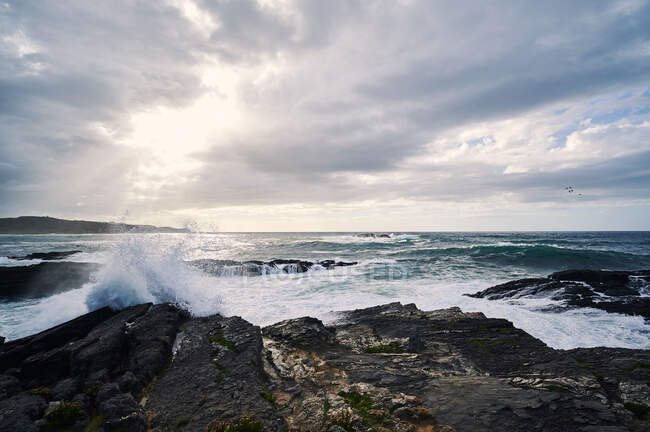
176;416;191;428
372;328;383;341
626;362;650;373
41;402;82;431
28;387;51;400
574;357;593;369
206;416;263;432
338;391;373;416
321;398;331;426
261;390;275;407
84;383;102;399
624;402;648;420
545;385;569;393
250;359;257;366
215;363;229;373
83;415;104;432
209;330;238;352
215;375;224;384
364;343;404;354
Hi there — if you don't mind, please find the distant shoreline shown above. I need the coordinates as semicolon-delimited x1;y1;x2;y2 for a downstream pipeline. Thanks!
0;216;189;234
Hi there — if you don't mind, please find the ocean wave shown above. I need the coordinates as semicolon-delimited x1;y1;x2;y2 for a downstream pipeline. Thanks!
393;244;650;270
310;233;419;245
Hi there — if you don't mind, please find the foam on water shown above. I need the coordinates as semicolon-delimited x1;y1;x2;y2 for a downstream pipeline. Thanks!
0;232;648;350
0;256;42;266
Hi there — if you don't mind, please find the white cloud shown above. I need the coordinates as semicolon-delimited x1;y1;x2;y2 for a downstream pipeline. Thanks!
1;0;650;229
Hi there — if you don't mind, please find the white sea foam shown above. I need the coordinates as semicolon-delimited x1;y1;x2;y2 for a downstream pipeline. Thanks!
84;234;221;315
0;256;43;266
1;233;648;350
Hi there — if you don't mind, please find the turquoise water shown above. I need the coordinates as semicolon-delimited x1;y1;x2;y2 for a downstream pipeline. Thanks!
1;232;649;348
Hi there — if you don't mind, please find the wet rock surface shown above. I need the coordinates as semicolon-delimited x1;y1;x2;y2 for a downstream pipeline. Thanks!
1;302;648;431
356;233;391;238
189;258;357;276
0;303;185;431
467;269;650;320
0;262;100;299
8;250;83;261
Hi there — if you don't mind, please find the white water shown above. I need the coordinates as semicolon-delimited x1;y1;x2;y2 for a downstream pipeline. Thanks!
1;233;648;350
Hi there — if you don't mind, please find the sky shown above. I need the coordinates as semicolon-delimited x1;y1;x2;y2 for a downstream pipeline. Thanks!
1;0;650;231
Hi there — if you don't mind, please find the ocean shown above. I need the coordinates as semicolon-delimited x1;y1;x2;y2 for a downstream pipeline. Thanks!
1;231;649;349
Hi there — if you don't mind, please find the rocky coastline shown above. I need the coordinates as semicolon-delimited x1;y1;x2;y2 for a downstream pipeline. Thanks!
1;301;649;432
467;269;650;320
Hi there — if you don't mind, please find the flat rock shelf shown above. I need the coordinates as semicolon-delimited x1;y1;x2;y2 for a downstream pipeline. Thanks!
0;302;648;431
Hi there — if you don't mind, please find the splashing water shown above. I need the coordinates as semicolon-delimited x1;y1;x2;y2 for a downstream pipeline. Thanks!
0;231;648;349
85;234;222;315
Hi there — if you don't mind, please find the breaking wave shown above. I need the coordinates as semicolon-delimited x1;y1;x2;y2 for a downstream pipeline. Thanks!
398;244;650;271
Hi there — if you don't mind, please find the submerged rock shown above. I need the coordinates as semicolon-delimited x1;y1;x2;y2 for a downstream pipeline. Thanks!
0;262;100;299
8;250;82;261
357;233;391;238
0;301;648;431
188;258;357;276
466;269;650;320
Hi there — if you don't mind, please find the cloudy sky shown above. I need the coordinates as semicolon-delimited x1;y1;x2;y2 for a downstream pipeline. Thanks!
1;0;650;231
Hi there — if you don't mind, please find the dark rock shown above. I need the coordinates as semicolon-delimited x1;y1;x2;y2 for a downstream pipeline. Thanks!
71;392;89;407
51;377;81;401
0;300;648;431
356;233;391;238
8;250;82;261
0;303;186;431
189;258;357;276
0;306;116;372
117;371;138;393
467;269;650;320
99;393;146;431
261;302;649;432
146;314;286;431
262;317;334;348
96;382;121;404
0;262;101;299
0;393;47;432
0;374;21;399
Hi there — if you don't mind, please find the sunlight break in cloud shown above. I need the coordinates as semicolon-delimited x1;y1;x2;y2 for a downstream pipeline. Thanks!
1;0;649;230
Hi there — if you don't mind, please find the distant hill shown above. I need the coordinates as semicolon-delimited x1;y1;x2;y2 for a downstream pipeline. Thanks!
0;216;190;234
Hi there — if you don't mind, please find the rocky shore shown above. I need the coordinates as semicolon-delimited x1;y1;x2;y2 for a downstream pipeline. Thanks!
467;269;650;320
0;262;100;299
1;302;648;432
